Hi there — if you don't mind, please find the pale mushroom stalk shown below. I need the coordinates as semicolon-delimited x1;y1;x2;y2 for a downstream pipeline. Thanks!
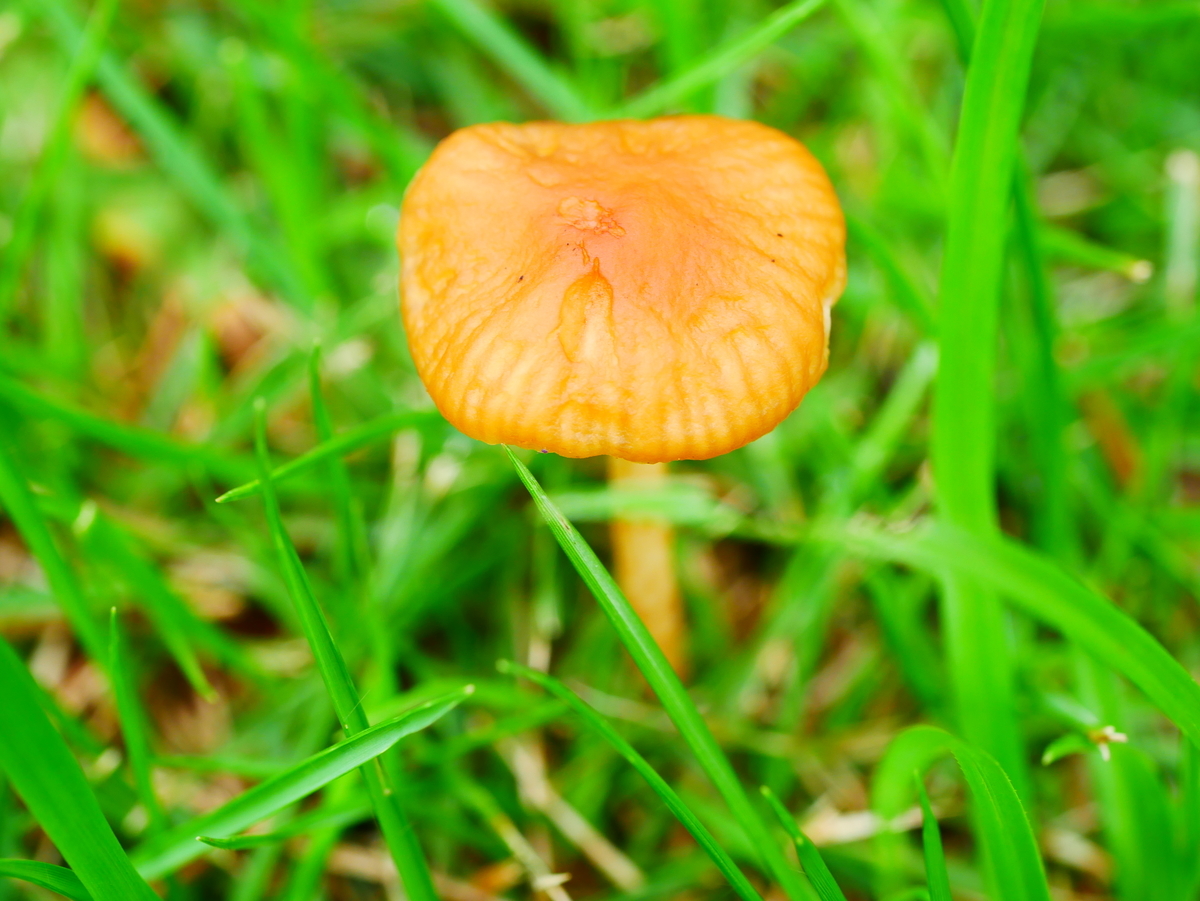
607;458;687;676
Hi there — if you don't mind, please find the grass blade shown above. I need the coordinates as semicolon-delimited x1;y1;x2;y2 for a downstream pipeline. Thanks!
0;373;249;480
828;520;1200;748
915;777;952;901
506;448;815;901
108;609;165;833
931;0;1046;796
760;786;848;901
131;686;471;878
873;726;1050;901
430;0;595;121
0;861;92;901
251;399;441;901
498;660;765;901
0;0;117;318
32;0;314;312
0;638;159;900
616;0;828;118
0;431;105;661
215;408;441;503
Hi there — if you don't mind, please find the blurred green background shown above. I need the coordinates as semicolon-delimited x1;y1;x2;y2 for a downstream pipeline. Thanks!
1;0;1200;899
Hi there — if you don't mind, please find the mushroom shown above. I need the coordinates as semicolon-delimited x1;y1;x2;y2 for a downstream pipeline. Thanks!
399;116;845;673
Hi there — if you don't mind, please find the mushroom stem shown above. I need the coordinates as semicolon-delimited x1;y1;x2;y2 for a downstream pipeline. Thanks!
607;458;687;677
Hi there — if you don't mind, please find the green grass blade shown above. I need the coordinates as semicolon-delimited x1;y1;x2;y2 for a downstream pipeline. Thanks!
0;373;249;480
616;0;828;118
931;0;1046;797
829;520;1200;748
251;399;441;901
131;686;470;878
108;609;165;833
0;638;159;900
216;408;441;503
760;786;848;901
873;726;1050;901
0;432;105;661
429;0;595;121
914;778;952;901
506;447;815;901
0;0;117;318
87;518;218;698
498;660;765;901
0;861;93;901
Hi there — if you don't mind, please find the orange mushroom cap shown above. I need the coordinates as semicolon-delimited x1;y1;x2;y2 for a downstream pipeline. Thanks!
398;115;846;463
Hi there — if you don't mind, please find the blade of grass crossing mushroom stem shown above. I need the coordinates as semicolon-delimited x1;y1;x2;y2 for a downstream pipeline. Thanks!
0;862;93;901
498;661;765;901
760;787;848;901
506;448;818;901
251;399;441;901
931;0;1046;800
0;638;160;900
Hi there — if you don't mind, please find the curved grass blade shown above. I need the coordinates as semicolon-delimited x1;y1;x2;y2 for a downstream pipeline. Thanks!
131;686;471;878
760;787;847;901
828;520;1200;748
873;726;1049;901
215;408;442;503
915;778;952;901
506;448;815;901
0;639;159;900
617;0;828;118
0;861;93;901
498;660;764;901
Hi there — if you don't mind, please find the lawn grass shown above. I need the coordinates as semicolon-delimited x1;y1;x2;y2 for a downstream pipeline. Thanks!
1;0;1199;898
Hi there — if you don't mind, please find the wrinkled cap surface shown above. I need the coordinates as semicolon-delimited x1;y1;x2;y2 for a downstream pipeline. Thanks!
399;115;846;463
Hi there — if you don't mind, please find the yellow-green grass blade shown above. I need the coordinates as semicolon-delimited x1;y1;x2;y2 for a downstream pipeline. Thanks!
825;520;1200;748
251;400;441;901
499;660;765;901
616;0;829;118
216;407;442;503
931;0;1046;796
506;447;817;901
131;686;471;879
760;786;848;901
0;861;92;901
0;638;159;900
873;726;1050;901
